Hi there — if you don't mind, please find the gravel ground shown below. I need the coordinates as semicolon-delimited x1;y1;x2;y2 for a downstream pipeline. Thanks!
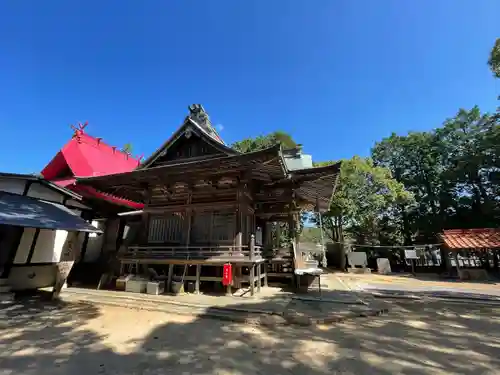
1;297;500;375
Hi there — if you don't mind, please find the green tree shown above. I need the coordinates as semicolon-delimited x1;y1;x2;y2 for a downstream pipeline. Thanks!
314;157;414;246
372;106;500;241
372;131;444;242
232;131;297;153
488;38;500;78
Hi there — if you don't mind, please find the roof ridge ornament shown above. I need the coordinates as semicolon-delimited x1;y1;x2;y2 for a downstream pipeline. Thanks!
70;121;89;143
188;104;209;124
187;104;218;138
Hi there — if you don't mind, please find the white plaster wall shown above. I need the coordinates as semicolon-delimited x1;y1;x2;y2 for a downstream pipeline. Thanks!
13;228;36;264
8;265;57;291
27;182;65;203
84;220;105;262
0;178;27;194
31;229;68;263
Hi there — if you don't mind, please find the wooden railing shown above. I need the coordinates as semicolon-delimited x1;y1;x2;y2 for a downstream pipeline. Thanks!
122;235;262;262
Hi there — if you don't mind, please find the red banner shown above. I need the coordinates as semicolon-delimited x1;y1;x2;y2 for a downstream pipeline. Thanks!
222;263;232;286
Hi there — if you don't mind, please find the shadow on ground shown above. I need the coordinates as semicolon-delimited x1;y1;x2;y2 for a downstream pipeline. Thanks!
1;292;500;374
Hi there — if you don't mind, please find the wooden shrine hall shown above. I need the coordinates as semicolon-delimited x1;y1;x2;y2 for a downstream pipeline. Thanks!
77;105;341;295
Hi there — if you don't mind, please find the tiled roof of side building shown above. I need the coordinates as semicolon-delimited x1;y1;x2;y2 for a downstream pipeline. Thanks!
441;228;500;249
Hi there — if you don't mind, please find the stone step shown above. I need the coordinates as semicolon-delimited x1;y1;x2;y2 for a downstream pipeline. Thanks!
0;278;9;286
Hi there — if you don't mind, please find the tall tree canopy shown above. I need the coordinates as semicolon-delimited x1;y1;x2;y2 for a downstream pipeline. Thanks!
372;106;500;242
313;157;414;245
489;38;500;79
232;131;297;153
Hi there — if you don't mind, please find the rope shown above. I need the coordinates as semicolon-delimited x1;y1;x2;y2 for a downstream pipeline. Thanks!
328;241;443;250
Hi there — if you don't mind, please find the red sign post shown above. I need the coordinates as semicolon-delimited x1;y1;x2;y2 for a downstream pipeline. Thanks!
222;263;232;286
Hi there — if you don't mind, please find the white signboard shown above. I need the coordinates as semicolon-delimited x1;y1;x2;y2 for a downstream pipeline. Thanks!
377;258;391;274
347;252;368;267
404;249;419;259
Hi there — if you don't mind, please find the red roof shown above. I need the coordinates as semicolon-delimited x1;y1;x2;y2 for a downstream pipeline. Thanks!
441;229;500;249
42;126;141;179
41;123;143;209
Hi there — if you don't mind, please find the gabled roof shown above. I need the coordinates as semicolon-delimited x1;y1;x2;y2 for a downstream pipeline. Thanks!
41;124;141;180
40;123;143;210
76;145;342;212
80;144;284;197
441;229;500;250
141;105;237;169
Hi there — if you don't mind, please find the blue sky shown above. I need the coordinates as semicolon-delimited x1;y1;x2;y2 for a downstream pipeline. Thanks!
0;1;498;174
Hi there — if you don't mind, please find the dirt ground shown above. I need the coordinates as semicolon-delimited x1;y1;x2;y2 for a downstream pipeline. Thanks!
1;297;500;375
336;272;500;297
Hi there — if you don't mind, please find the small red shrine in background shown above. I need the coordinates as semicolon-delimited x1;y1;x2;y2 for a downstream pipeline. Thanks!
41;122;143;210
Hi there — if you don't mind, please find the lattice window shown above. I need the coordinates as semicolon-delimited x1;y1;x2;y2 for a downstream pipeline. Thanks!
148;216;166;243
212;211;235;242
191;212;211;243
164;213;184;243
190;211;236;243
148;213;184;243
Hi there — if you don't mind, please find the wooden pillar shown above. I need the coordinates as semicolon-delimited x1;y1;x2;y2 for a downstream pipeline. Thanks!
226;264;233;295
167;264;174;293
257;262;261;293
288;214;296;249
139;185;152;244
250;264;255;296
264;222;272;250
235;188;243;254
249;234;255;261
185;191;192;247
195;264;201;294
493;249;499;272
233;265;242;289
263;263;268;287
454;251;461;279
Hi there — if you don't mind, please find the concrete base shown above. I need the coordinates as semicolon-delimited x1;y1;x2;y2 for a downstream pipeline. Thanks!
147;281;165;295
458;269;489;281
348;267;371;274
